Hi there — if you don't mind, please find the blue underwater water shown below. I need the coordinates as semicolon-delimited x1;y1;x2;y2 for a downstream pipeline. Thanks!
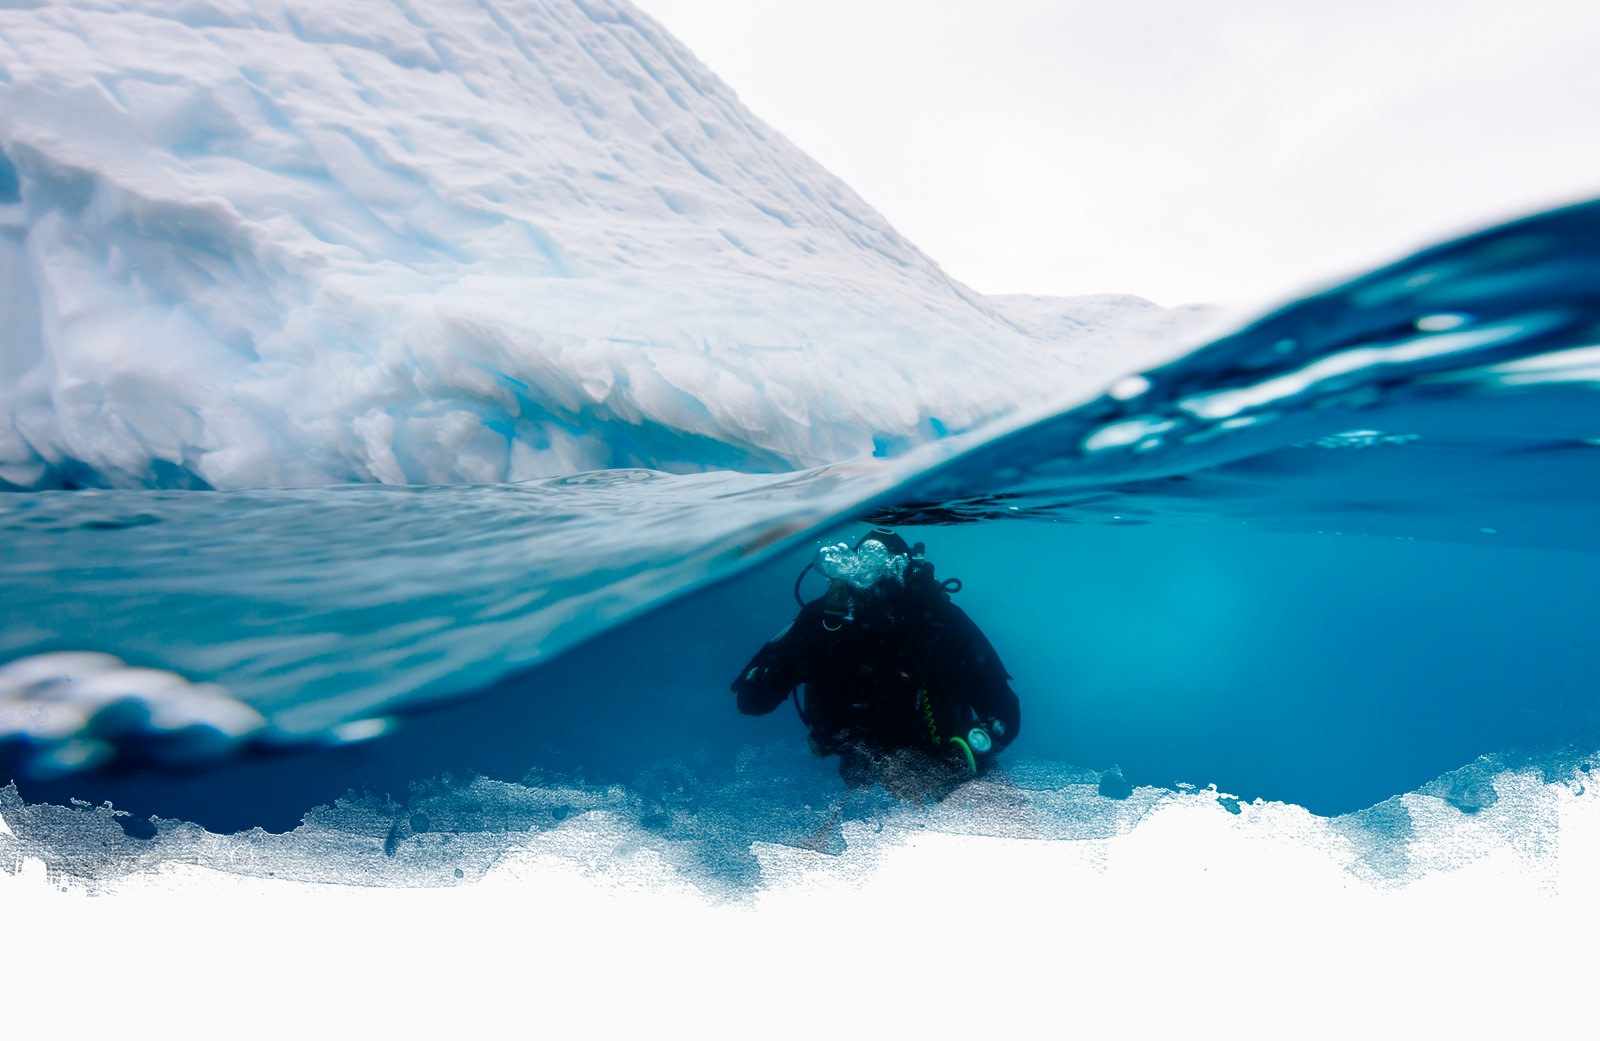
3;201;1600;885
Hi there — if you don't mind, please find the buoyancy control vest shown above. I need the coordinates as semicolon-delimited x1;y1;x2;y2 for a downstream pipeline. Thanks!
790;543;969;753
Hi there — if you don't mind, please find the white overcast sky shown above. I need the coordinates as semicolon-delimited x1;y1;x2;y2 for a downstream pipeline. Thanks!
635;0;1600;309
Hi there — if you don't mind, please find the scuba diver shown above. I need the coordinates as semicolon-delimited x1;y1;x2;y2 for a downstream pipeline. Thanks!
732;529;1020;800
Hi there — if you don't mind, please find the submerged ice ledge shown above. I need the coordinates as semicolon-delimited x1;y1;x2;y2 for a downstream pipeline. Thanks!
0;746;1592;896
5;763;1596;1040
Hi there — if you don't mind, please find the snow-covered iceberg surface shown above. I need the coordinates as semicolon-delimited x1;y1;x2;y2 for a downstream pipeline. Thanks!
0;0;1210;491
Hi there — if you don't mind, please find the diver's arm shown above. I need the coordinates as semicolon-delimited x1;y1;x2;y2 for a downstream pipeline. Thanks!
731;607;815;715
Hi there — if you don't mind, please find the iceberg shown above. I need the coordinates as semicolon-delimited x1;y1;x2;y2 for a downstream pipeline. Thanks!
0;0;1209;491
3;2;1598;1036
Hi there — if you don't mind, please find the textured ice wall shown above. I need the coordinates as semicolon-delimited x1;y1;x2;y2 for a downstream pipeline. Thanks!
0;0;1207;490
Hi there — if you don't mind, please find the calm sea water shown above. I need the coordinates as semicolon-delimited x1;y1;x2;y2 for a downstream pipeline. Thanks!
3;201;1598;884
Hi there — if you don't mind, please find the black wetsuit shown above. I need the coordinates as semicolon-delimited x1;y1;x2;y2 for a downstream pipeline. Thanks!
732;571;1021;790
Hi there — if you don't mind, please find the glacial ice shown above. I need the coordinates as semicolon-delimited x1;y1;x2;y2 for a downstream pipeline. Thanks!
0;0;1211;491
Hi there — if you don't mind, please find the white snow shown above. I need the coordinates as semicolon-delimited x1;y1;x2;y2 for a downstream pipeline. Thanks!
0;0;1210;491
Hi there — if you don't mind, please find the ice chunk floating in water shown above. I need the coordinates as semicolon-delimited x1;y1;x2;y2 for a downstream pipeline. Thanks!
2;199;1600;878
